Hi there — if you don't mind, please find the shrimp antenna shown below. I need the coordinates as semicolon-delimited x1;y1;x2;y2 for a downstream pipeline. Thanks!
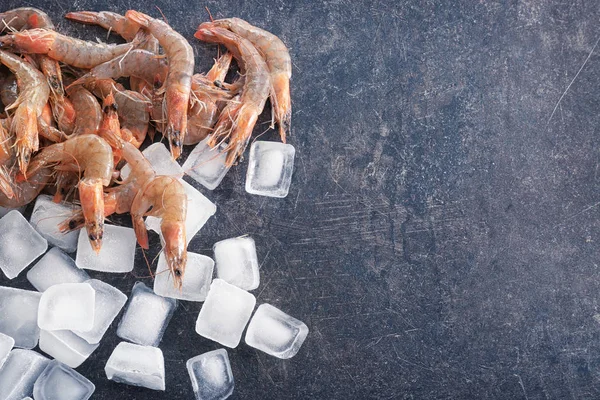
155;6;168;24
205;6;215;22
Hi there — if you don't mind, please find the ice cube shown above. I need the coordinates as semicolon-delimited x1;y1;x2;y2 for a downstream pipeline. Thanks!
38;330;99;369
0;332;14;370
0;210;48;279
75;224;136;272
105;342;165;391
73;279;127;344
146;179;216;243
37;283;96;331
0;287;42;349
0;206;25;218
27;248;90;292
0;349;50;400
245;141;295;198
117;282;177;346
153;252;214;301
186;349;234;400
213;236;260;291
29;195;81;253
195;279;256;348
245;304;309;359
183;138;231;190
33;360;95;400
120;142;184;180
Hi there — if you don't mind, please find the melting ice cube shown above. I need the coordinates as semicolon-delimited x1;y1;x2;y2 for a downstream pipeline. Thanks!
105;342;165;391
117;282;177;346
183;138;231;190
187;349;234;400
75;225;136;272
30;195;80;253
0;332;14;370
153;251;214;302
245;304;309;359
27;248;90;292
0;349;50;399
195;279;256;348
213;236;260;291
33;360;95;400
37;283;96;332
39;330;99;369
0;286;42;349
245;141;295;198
0;210;47;279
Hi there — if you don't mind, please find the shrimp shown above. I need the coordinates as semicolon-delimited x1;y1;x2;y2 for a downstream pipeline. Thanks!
0;122;15;199
67;87;102;136
0;166;52;208
0;28;139;69
184;53;234;145
194;25;270;166
131;175;187;288
37;102;68;143
209;18;292;141
0;7;54;32
126;10;194;159
22;135;114;252
70;50;168;90
0;50;50;174
65;10;160;93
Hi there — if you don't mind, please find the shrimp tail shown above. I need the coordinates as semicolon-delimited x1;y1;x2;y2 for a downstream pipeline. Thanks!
124;10;150;27
78;178;104;253
0;167;15;199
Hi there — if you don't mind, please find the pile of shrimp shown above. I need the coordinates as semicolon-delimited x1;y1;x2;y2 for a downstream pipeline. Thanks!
0;8;292;288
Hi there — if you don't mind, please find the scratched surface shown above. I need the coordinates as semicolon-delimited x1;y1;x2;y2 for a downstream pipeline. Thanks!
2;0;600;398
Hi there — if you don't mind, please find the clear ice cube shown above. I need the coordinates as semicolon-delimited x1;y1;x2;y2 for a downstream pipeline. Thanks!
0;210;48;279
0;287;42;349
153;251;214;301
0;206;25;218
146;179;216;243
213;236;260;291
33;360;95;400
39;330;99;369
120;142;184;180
0;332;14;370
183;138;231;190
245;141;295;198
37;283;96;331
27;248;90;292
0;349;50;400
73;279;127;344
187;349;234;400
117;282;177;346
105;342;165;391
75;225;136;272
195;279;256;348
245;304;309;359
29;195;81;253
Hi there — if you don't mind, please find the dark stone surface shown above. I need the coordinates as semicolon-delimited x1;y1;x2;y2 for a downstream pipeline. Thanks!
2;0;600;398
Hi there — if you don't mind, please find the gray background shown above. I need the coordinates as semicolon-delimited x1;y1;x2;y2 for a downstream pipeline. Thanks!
2;0;600;398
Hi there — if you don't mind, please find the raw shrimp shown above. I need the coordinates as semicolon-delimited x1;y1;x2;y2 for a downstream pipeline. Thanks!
66;10;160;93
131;175;187;288
208;18;292;141
0;7;54;31
0;122;14;199
0;50;50;173
23;135;114;252
194;26;270;166
185;54;234;145
37;103;67;143
0;166;52;208
126;10;194;159
70;50;168;89
67;87;102;136
0;28;140;69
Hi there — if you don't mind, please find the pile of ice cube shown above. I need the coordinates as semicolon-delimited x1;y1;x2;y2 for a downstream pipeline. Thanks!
0;141;307;399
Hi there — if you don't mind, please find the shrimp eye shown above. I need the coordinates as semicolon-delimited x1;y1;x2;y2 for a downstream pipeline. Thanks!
68;219;77;229
103;103;118;113
174;269;182;277
214;80;224;89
